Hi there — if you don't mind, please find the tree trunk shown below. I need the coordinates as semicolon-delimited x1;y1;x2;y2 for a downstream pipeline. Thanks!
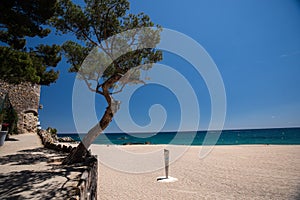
62;105;114;165
62;74;122;165
62;142;89;165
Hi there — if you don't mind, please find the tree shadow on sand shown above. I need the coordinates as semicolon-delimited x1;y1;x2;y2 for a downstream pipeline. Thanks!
0;147;87;199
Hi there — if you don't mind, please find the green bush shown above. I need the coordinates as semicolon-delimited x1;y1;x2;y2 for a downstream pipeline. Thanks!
0;95;18;134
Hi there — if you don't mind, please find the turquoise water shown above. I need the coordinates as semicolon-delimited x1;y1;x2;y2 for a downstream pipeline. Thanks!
58;127;300;145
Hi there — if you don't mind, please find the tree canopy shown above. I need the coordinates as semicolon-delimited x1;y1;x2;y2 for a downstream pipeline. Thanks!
51;0;163;164
0;0;61;85
52;0;162;89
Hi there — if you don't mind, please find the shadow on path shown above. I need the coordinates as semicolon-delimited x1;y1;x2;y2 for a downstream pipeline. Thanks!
0;147;85;199
0;147;63;165
4;137;19;142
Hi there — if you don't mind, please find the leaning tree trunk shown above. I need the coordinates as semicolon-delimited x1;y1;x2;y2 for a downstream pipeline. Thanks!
62;74;122;165
62;105;114;165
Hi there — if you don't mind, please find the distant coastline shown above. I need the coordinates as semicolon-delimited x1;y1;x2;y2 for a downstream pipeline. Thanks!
58;126;300;135
58;127;300;146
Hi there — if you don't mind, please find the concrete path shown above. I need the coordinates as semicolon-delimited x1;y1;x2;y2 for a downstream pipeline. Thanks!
0;133;80;199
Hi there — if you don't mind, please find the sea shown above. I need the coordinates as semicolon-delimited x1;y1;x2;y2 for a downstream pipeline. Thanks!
58;127;300;145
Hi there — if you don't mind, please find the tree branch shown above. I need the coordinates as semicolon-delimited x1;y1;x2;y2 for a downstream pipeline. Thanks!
96;82;103;95
110;83;126;95
82;32;99;47
84;79;96;93
101;74;123;105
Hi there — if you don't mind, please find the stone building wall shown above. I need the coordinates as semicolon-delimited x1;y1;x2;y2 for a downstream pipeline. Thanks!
0;80;40;134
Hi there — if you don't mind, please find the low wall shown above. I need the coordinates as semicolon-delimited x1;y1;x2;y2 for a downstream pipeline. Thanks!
38;130;98;200
38;129;75;153
77;156;98;200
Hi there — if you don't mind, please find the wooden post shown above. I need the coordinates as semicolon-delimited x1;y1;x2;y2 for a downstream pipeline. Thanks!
164;149;169;179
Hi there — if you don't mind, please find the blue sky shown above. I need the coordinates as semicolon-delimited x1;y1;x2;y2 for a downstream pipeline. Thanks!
37;0;300;133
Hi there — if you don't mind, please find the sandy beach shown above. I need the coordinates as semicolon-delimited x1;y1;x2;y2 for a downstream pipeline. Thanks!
1;134;299;199
93;145;300;200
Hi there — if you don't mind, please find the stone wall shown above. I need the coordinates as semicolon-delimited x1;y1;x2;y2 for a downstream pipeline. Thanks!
38;130;98;200
0;81;40;134
77;157;98;200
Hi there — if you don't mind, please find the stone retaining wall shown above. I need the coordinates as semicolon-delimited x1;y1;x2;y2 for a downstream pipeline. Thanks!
0;81;40;134
77;157;98;200
38;130;98;200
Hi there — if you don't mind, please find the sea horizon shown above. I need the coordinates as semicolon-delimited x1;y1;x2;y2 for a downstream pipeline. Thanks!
58;126;300;135
58;127;300;146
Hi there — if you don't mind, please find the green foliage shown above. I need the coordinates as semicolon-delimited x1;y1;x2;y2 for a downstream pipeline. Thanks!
46;127;58;140
0;0;61;85
0;95;18;134
0;45;61;85
5;108;18;134
0;0;57;49
52;0;163;94
47;127;57;135
61;41;92;73
56;0;163;164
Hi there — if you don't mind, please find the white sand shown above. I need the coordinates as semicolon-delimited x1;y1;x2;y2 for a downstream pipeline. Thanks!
2;135;299;199
92;145;300;200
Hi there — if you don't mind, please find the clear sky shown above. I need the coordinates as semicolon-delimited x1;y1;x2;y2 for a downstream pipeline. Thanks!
37;0;300;133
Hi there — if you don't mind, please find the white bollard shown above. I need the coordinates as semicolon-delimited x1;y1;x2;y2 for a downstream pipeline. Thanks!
157;149;178;182
164;149;169;179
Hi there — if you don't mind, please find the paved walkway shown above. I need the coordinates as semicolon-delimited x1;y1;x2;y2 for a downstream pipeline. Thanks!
0;133;80;199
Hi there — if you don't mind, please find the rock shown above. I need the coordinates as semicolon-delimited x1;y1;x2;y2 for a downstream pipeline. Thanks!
58;136;76;143
123;142;145;145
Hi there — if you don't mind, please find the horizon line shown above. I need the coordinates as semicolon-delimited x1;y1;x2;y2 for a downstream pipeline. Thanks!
57;126;300;134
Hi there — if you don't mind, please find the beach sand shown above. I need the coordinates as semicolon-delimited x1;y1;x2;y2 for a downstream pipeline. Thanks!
92;145;300;200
